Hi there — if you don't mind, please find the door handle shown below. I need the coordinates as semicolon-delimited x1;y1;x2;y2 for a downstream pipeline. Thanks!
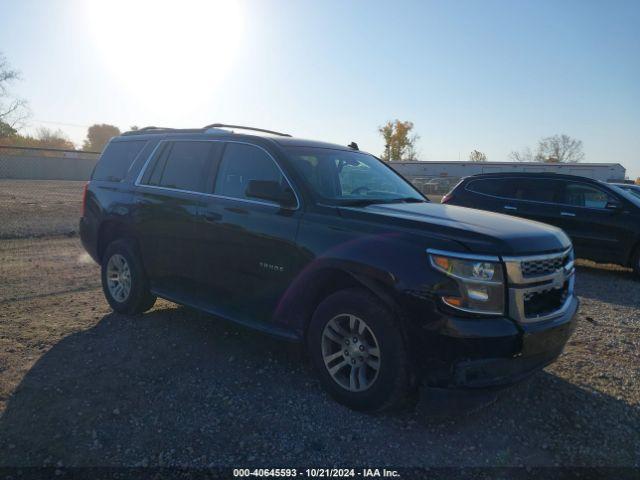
504;205;517;211
560;212;576;217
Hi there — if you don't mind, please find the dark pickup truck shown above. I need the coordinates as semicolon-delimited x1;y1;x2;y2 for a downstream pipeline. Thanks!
80;124;579;411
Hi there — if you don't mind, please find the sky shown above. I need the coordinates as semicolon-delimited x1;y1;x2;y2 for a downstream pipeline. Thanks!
1;0;639;177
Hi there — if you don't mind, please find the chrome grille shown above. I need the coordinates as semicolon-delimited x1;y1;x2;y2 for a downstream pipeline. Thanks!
521;254;568;278
503;247;575;324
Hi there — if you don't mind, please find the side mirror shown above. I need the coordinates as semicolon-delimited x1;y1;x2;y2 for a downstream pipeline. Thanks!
605;200;622;211
245;180;296;208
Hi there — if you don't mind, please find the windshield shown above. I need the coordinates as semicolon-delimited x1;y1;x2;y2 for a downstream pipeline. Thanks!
610;184;640;205
284;147;426;205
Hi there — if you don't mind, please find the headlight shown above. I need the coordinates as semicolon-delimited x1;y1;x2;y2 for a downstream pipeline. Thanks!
428;250;505;315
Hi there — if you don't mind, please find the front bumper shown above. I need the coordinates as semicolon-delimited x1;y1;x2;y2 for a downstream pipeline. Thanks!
420;295;579;389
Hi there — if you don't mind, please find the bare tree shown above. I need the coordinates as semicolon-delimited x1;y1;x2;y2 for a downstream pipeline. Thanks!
535;134;584;163
0;52;29;135
34;127;75;149
378;120;419;161
509;147;534;162
469;150;487;162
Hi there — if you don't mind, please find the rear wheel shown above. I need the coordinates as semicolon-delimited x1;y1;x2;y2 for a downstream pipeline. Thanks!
307;288;412;411
101;239;156;314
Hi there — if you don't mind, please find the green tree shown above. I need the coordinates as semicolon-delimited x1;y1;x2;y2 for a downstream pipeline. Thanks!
0;120;17;139
83;124;121;152
378;120;419;161
469;150;487;162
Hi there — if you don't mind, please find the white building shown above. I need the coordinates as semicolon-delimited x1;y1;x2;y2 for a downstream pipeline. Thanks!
388;161;626;195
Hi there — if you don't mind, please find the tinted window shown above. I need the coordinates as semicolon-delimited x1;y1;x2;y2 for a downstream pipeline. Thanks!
92;140;146;182
214;143;286;201
146;144;169;186
466;178;516;197
511;179;562;203
146;141;215;192
468;177;564;203
561;183;614;208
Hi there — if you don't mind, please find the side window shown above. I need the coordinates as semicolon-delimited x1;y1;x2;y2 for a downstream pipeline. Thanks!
92;140;147;182
214;143;287;202
561;183;613;209
144;141;215;193
466;179;516;198
511;179;562;203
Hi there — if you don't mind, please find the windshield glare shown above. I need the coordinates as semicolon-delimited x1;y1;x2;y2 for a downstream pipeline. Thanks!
285;147;425;204
610;184;640;205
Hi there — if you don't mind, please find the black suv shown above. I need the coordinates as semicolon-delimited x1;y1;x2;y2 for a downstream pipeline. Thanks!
443;172;640;277
80;125;579;411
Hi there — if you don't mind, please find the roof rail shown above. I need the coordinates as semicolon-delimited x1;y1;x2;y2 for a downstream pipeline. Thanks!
202;124;291;137
122;126;202;136
138;126;175;132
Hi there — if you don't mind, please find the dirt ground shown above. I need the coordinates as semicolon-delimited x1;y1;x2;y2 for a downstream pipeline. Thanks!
0;180;638;468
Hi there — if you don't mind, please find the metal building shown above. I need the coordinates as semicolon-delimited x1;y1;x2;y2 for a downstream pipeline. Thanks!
387;161;626;195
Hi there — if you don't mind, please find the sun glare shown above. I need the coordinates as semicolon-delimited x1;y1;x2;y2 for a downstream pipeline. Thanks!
85;0;244;113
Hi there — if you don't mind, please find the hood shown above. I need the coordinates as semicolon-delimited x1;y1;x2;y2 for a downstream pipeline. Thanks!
339;202;571;256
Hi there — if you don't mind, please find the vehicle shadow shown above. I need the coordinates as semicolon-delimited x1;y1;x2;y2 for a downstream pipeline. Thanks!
0;306;637;467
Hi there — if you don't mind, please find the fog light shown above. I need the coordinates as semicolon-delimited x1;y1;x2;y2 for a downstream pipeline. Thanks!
467;286;489;302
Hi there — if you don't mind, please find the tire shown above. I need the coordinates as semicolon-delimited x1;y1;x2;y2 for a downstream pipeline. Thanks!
307;287;412;412
101;238;156;314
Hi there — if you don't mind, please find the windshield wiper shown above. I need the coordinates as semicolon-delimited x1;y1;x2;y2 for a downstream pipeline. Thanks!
339;198;391;206
385;197;427;204
339;197;426;207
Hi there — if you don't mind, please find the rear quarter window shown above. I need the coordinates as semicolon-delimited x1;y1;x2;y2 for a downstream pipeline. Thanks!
466;178;516;198
92;140;147;182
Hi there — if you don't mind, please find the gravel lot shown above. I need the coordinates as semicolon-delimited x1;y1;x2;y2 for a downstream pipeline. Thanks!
0;180;638;468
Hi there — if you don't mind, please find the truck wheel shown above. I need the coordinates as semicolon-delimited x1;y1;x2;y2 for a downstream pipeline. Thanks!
307;288;412;411
101;239;156;314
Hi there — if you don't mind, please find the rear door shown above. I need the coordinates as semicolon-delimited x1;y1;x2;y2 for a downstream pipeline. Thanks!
196;142;302;322
554;181;632;262
459;177;517;212
133;140;220;290
505;178;565;227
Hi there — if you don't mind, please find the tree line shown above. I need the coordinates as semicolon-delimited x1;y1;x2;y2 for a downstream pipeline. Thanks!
379;119;585;163
0;52;122;152
1;50;587;162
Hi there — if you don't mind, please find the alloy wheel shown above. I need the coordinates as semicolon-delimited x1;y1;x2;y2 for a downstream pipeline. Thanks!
321;314;381;392
106;253;132;303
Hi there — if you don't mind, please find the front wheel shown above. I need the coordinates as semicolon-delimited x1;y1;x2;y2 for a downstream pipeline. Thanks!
101;239;156;314
307;288;413;411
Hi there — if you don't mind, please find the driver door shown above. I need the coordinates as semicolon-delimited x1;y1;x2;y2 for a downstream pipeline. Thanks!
196;142;303;322
554;181;631;262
